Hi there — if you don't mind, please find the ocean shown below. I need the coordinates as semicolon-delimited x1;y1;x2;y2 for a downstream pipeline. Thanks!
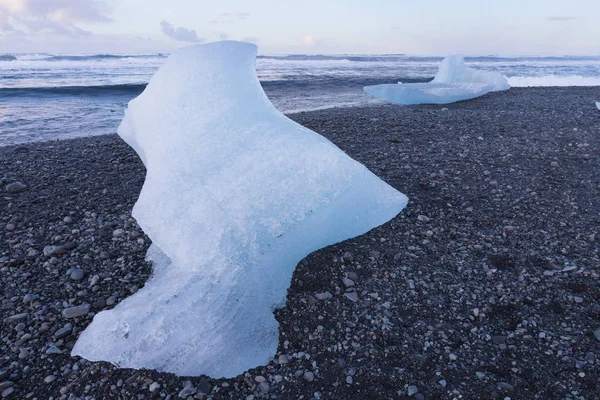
1;52;600;146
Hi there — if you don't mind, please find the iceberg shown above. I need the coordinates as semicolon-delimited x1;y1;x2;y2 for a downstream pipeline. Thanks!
364;54;509;105
72;41;408;378
364;82;494;105
432;55;510;92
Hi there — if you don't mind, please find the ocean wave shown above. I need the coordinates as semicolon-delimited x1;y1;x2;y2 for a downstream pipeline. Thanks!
508;75;600;87
0;54;18;61
44;54;167;61
0;84;147;97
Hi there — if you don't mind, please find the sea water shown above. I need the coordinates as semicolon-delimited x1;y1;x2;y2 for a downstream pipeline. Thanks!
1;52;599;145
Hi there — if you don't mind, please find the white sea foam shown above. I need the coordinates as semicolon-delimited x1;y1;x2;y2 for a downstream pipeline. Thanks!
508;75;600;87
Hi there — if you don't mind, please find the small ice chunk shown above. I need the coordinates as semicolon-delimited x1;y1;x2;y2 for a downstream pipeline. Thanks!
432;55;510;92
72;41;408;378
364;54;508;106
596;101;600;110
364;82;493;105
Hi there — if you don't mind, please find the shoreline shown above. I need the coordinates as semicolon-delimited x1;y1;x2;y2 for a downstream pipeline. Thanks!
1;86;600;399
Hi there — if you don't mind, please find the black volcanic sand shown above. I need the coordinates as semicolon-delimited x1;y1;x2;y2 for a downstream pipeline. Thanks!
1;87;600;400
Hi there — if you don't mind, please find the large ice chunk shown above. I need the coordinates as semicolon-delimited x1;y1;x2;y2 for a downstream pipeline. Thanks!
72;41;408;378
364;82;494;105
432;55;510;92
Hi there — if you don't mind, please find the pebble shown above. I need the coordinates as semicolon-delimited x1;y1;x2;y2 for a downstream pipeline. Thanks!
476;371;486;379
53;323;73;339
3;313;28;323
149;382;160;392
345;376;353;384
407;385;418;396
259;382;270;393
550;161;559;167
69;268;85;281
5;182;27;193
594;328;600;341
63;216;73;223
314;292;332;300
342;277;355;287
113;229;124;237
178;383;196;398
342;251;354;262
278;354;289;364
44;375;56;383
303;371;314;382
255;376;266;383
498;382;515;392
62;304;90;318
417;215;430;222
2;387;15;398
344;292;358;302
22;294;37;303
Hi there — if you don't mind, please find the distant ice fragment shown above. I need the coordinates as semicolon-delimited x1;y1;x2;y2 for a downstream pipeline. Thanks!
596;101;600;110
72;41;408;378
364;82;493;105
432;55;510;92
364;54;509;105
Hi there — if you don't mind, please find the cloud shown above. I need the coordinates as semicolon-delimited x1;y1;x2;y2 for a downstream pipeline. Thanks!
546;16;577;21
160;20;203;43
0;0;112;37
209;12;250;24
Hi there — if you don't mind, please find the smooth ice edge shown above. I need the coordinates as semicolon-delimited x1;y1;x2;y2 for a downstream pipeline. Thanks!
72;41;408;378
364;54;509;106
432;55;510;92
364;82;494;105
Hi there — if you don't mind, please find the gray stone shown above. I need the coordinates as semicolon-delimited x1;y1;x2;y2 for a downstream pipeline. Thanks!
314;292;332;300
149;382;160;392
62;304;90;319
254;376;266;383
22;294;37;303
303;371;314;382
113;229;124;238
3;313;27;323
63;216;73;223
497;382;514;391
407;385;418;396
259;382;270;393
5;182;26;193
278;354;289;364
53;323;73;339
178;383;196;398
69;269;85;281
342;252;354;262
344;292;358;302
342;277;355;287
2;387;15;398
45;345;64;355
44;375;56;383
594;328;600;341
43;246;60;256
345;376;353;384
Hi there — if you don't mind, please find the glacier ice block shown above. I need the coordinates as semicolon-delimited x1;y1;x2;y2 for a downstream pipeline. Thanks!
432;55;510;92
72;41;408;378
364;82;494;105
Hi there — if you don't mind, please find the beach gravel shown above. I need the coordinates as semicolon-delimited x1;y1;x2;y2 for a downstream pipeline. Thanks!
1;87;599;399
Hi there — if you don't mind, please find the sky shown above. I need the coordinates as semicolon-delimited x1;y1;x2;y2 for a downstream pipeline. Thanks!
0;0;599;55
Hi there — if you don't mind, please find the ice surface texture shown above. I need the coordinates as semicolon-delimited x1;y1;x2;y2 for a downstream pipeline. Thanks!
72;41;408;378
432;55;510;92
364;82;494;105
364;55;509;105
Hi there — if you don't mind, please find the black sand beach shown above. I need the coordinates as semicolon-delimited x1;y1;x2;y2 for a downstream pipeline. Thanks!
1;87;600;399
